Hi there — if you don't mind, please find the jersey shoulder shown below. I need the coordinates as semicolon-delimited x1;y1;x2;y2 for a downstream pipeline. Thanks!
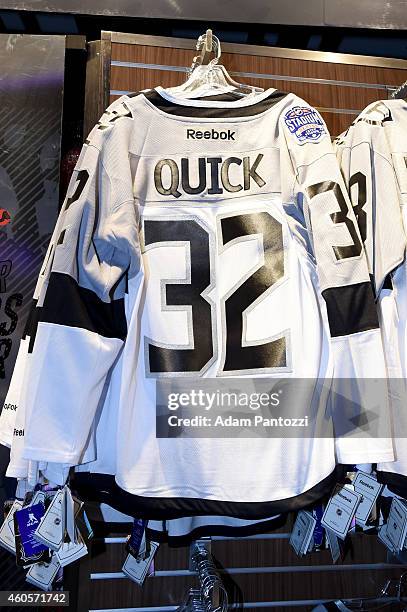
85;92;150;150
338;100;396;153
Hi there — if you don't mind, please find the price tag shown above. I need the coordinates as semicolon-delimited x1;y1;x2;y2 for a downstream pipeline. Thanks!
353;471;382;525
326;528;341;563
33;489;65;551
289;511;316;556
122;542;159;586
0;500;22;554
321;485;362;540
55;528;87;567
386;498;407;551
26;555;61;591
378;524;397;554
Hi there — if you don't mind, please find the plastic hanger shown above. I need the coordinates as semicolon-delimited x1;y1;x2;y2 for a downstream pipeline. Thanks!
391;79;407;99
167;29;264;98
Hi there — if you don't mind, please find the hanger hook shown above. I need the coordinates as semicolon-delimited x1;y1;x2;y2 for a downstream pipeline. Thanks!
212;35;221;61
192;29;221;70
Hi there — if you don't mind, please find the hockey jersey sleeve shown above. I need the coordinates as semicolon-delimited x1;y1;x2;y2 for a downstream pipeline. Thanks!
0;200;67;452
16;97;140;465
280;101;393;463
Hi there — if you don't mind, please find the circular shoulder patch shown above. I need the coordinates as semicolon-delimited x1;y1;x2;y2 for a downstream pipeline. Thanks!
284;106;327;144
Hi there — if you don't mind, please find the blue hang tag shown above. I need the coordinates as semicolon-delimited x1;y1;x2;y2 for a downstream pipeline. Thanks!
312;504;325;547
14;503;50;566
126;519;147;559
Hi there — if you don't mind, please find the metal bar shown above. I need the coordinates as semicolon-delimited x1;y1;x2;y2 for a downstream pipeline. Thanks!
90;608;178;612
230;601;401;609
316;107;359;114
108;32;407;70
89;599;400;612
110;60;390;90
213;532;290;541
102;533;292;545
103;537;128;544
90;562;403;580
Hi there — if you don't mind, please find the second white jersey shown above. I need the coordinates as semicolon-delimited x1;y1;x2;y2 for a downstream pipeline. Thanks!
335;99;407;487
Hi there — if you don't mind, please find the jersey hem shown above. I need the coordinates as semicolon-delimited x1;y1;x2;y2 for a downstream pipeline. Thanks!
147;515;285;543
337;450;394;463
72;466;345;520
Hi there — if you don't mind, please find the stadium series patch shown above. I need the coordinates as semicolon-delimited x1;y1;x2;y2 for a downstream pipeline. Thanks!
284;106;326;144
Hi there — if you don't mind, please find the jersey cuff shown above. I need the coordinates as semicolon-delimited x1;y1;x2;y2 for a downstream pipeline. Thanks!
23;446;78;465
0;434;12;448
336;449;394;464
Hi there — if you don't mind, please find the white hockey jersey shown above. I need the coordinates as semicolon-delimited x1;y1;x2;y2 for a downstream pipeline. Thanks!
0;87;393;518
335;99;407;492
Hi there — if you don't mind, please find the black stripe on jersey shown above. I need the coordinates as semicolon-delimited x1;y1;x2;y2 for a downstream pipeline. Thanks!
22;299;41;353
126;91;242;102
190;92;245;102
142;89;288;118
148;515;287;544
352;103;393;128
38;272;127;341
71;466;345;520
322;281;379;337
22;299;38;339
57;230;66;246
382;273;393;290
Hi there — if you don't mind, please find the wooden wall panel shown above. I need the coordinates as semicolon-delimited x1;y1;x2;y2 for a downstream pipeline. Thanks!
319;112;357;136
105;38;407;138
87;532;403;610
110;66;386;110
90;533;391;574
88;565;404;610
111;43;406;87
89;575;200;609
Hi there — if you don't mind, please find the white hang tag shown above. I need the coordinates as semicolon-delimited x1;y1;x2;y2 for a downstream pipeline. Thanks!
25;554;61;591
321;485;362;540
64;487;76;544
386;498;407;551
353;471;382;526
122;542;159;586
33;488;64;551
289;511;316;556
326;528;341;563
0;499;23;554
378;524;397;554
55;527;87;567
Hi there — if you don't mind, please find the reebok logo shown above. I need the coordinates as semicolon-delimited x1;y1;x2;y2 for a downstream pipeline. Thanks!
3;402;17;411
186;129;235;141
